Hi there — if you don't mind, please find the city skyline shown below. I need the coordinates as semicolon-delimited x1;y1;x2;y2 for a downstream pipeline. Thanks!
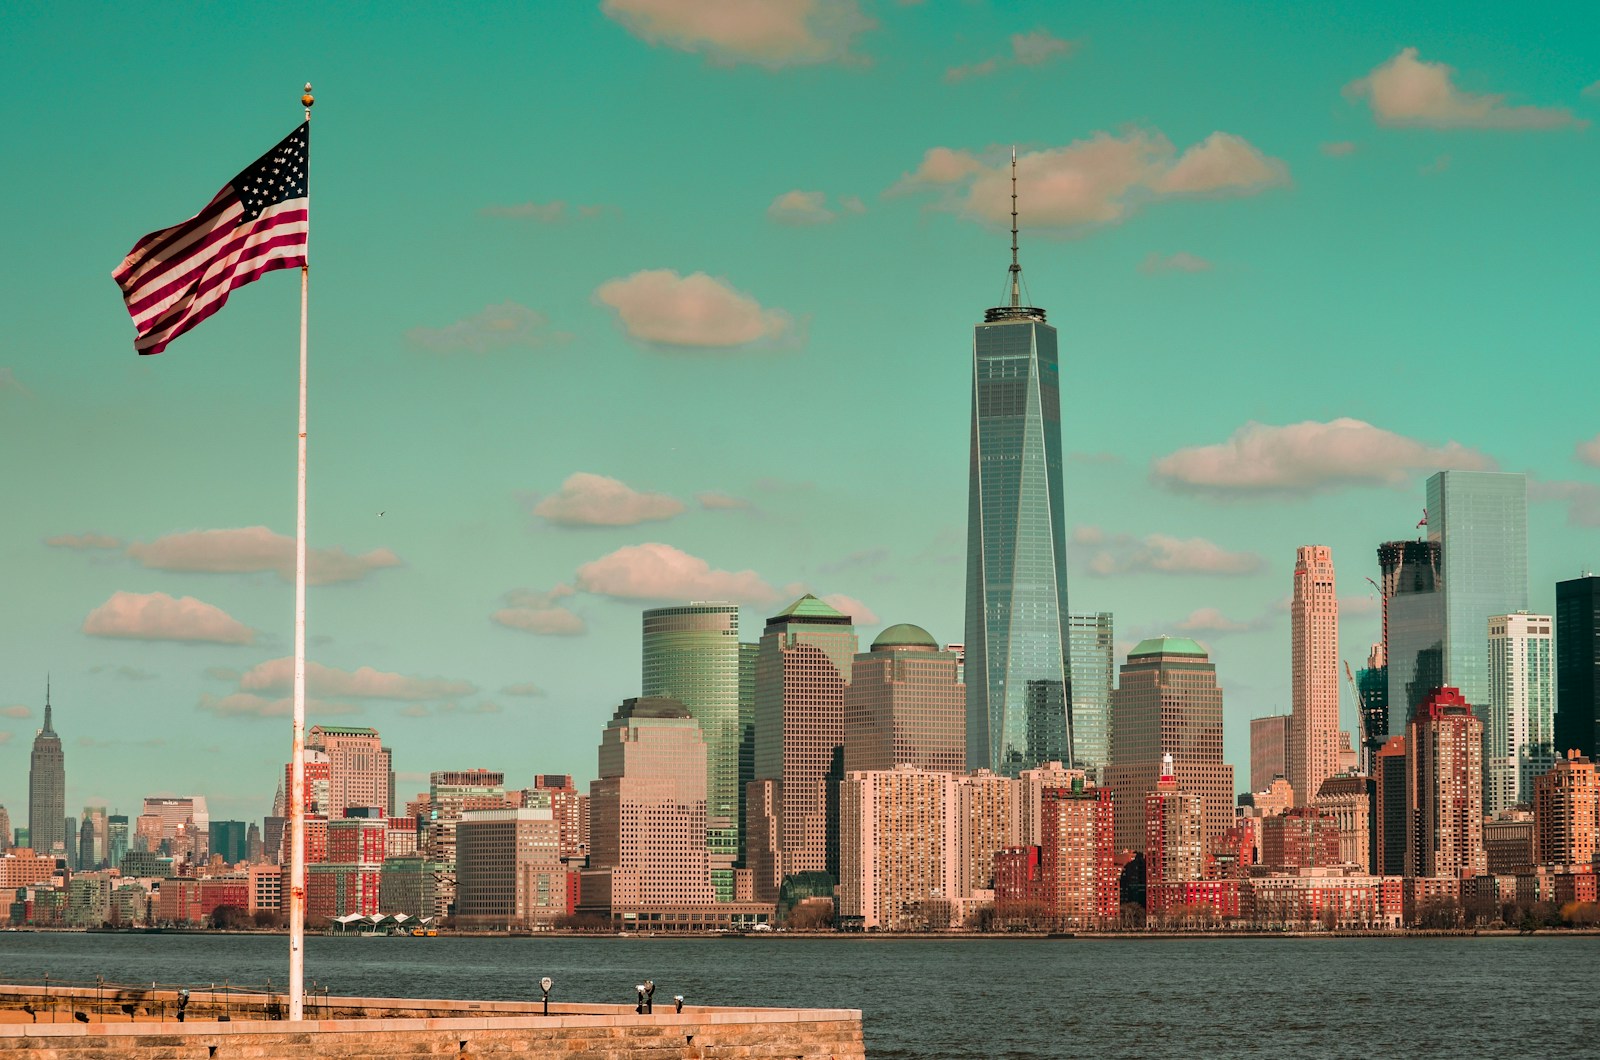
4;2;1599;822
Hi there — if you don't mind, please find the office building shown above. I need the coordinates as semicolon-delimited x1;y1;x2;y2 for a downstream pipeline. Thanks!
455;806;566;929
140;796;209;863
963;176;1071;778
526;774;589;864
1067;613;1114;782
0;806;9;853
1289;546;1340;808
1260;808;1342;871
751;594;856;888
1017;760;1084;849
1374;736;1408;876
28;685;66;862
1106;638;1234;852
642;603;746;898
1313;773;1375;873
209;820;249;866
586;697;715;911
1482;812;1535;874
1486;612;1555;812
1555;575;1600;758
1426;470;1529;722
843;624;965;774
1250;715;1290;794
1406;687;1486;879
1355;644;1388;774
1381;539;1444;734
838;767;960;931
307;726;392;818
1533;752;1598;867
426;769;506;918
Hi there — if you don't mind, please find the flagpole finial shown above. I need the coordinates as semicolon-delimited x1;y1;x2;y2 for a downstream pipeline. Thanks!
301;83;314;117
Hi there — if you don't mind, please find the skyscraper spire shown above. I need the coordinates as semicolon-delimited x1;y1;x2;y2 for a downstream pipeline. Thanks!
43;674;53;733
1009;145;1021;308
985;146;1044;323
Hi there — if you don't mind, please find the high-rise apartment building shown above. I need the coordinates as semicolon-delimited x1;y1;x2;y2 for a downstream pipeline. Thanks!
1289;546;1340;807
1016;760;1084;849
964;171;1071;778
1405;687;1486;879
585;697;715;912
1260;808;1342;871
843;624;964;775
1144;756;1205;914
1532;752;1598;867
1486;612;1555;812
751;594;856;887
1426;470;1529;722
1039;779;1116;928
28;685;66;862
642;603;747;899
1067;613;1114;782
1554;574;1600;758
307;726;391;818
1381;539;1444;735
955;770;1019;895
426;769;506;918
838;767;960;930
1106;638;1234;852
526;774;589;863
1249;715;1290;794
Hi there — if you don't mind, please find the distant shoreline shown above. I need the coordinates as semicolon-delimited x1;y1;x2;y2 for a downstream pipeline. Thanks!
10;926;1599;941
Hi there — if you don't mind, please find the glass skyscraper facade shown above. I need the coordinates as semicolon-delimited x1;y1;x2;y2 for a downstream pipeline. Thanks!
1067;612;1114;782
1427;471;1528;720
1555;574;1600;759
642;603;747;902
1381;539;1443;735
964;291;1071;777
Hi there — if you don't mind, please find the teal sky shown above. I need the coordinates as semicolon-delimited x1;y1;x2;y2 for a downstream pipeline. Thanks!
3;1;1597;825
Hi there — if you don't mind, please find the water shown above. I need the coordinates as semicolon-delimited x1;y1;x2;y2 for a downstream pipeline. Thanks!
1;932;1595;1058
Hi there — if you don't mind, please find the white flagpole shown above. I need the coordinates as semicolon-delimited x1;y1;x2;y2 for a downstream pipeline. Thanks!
288;81;314;1023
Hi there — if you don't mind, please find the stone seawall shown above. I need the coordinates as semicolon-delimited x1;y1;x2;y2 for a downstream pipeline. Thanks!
0;986;865;1059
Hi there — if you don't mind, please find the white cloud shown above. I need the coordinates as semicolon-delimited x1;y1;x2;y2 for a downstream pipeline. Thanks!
1529;479;1600;528
767;190;865;226
83;591;255;645
1321;141;1359;157
946;28;1075;82
1074;526;1263;577
602;0;875;69
1151;418;1496;496
45;532;123;550
532;472;685;527
1173;607;1269;635
1139;251;1213;274
1345;47;1581;130
595;270;793;349
406;302;567;355
0;705;31;718
492;586;587;636
198;692;361;719
696;490;753;510
1576;434;1600;468
500;682;546;697
239;658;475;700
0;732;12;746
126;527;401;585
892;130;1287;234
576;542;781;603
86;664;159;681
821;592;878;625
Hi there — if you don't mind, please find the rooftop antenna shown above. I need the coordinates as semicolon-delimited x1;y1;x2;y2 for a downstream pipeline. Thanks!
44;673;53;732
1009;145;1021;308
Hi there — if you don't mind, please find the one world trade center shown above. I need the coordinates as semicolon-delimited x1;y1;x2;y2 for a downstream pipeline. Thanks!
963;150;1071;776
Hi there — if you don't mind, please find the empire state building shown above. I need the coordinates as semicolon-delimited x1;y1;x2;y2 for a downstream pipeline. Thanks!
29;683;66;860
963;151;1071;776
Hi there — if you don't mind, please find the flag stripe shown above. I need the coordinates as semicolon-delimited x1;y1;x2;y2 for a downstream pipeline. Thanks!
126;201;306;323
116;198;245;296
135;253;305;356
133;234;307;355
113;189;235;284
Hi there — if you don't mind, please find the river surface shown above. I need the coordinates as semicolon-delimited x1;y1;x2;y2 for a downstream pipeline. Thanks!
2;932;1595;1058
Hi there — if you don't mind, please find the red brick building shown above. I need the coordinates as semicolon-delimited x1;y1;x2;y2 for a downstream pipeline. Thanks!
1261;808;1342;871
1038;783;1116;928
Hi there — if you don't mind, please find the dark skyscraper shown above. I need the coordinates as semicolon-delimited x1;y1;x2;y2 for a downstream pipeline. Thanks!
1381;538;1443;735
28;683;66;861
1555;574;1600;758
964;151;1070;777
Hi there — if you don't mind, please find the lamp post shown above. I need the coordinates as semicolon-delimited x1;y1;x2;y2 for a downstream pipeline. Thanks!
539;977;552;1017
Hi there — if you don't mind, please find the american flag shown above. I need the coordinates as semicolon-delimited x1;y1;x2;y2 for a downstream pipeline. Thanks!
113;123;309;356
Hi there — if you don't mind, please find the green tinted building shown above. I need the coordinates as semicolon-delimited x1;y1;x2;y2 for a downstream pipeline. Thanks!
642;603;750;901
